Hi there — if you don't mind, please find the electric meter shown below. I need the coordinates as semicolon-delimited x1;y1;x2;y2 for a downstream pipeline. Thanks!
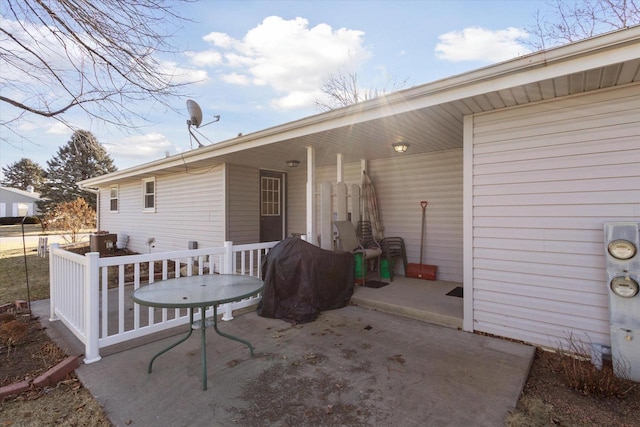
607;239;637;260
610;276;640;298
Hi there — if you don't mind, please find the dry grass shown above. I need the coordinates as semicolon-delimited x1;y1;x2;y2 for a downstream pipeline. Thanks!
507;348;640;427
0;377;111;426
1;222;54;305
557;333;636;398
0;249;50;306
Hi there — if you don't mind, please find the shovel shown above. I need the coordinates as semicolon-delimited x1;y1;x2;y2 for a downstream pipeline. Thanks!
406;201;437;280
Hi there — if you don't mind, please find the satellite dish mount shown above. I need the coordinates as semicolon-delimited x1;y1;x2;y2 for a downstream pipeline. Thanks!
186;99;220;148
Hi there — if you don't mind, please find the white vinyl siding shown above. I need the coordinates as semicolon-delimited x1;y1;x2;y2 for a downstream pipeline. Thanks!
471;84;640;349
287;167;308;237
287;149;463;282
227;165;259;244
370;150;463;282
97;166;225;253
0;188;40;217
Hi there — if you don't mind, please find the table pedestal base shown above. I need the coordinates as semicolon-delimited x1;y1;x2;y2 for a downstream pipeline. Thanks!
147;305;255;390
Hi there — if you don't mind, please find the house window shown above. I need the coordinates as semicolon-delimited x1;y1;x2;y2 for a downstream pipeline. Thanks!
110;186;119;212
261;177;280;216
16;203;29;216
142;178;155;212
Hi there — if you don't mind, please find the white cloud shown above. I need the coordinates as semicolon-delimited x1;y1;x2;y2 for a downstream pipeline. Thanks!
160;60;209;84
184;50;223;67
106;132;174;160
435;27;531;63
221;73;250;85
197;16;370;109
46;122;71;135
271;90;323;110
203;32;234;48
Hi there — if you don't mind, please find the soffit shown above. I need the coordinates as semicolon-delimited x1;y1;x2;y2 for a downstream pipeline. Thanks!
189;59;640;172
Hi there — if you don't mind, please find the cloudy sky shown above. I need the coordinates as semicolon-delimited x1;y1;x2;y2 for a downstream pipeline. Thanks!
1;0;550;173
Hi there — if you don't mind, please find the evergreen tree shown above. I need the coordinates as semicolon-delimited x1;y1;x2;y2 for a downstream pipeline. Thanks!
38;130;117;213
1;158;46;191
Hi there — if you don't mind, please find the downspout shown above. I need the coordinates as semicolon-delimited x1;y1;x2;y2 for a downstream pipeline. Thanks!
79;184;100;231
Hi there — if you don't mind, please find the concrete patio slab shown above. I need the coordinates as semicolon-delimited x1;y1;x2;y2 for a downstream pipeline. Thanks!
33;301;534;427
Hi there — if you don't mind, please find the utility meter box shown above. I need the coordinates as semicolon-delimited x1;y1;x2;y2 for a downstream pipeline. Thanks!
604;222;640;381
90;233;117;256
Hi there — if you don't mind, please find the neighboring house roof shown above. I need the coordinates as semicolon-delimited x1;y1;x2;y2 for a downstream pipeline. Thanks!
79;26;640;188
0;186;41;201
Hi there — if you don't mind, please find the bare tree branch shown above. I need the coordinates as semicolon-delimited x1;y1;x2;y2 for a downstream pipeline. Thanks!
527;0;640;50
0;0;195;135
315;68;410;111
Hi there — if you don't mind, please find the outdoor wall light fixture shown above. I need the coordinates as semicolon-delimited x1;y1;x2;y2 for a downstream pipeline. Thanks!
286;160;300;167
392;142;409;153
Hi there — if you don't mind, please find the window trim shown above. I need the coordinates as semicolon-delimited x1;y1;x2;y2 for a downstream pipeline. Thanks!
142;177;156;212
109;185;119;213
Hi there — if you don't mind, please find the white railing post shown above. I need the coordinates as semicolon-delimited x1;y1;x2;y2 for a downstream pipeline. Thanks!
223;241;233;274
48;243;60;322
84;252;102;364
221;241;234;321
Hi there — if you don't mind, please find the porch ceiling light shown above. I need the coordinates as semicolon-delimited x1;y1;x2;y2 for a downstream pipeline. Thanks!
286;160;300;168
392;142;409;153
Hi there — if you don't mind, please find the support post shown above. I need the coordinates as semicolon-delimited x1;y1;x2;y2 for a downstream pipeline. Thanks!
223;241;233;274
222;241;235;320
306;146;316;244
49;243;60;322
84;252;101;364
336;182;348;221
336;153;344;183
351;184;361;227
320;181;333;250
463;114;474;333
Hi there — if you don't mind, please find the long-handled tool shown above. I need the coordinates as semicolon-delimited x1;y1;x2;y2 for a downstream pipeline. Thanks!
406;201;437;280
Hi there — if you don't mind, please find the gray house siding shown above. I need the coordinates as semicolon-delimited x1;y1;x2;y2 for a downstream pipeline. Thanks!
470;84;640;349
287;167;306;237
0;187;40;217
370;149;463;282
98;165;225;254
226;164;260;244
287;149;464;282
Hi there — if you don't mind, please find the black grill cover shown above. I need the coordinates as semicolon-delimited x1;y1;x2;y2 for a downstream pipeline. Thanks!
257;237;354;324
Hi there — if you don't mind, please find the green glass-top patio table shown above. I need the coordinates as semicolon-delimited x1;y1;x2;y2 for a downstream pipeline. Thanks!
132;274;264;390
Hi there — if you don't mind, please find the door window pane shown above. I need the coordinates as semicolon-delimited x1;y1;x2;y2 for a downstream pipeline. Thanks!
261;177;280;216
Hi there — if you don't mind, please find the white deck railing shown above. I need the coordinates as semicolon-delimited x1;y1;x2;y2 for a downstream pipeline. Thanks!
49;241;278;363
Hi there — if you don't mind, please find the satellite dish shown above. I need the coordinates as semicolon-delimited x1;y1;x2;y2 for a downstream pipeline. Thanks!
186;99;203;128
185;99;221;149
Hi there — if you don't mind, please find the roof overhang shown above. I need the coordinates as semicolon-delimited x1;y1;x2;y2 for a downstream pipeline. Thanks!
79;26;640;188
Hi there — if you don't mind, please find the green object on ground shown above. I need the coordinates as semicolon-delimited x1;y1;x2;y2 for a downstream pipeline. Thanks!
354;253;363;277
380;258;390;279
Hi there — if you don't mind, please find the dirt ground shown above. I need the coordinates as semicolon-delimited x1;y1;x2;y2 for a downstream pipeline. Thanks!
507;348;639;427
0;315;111;426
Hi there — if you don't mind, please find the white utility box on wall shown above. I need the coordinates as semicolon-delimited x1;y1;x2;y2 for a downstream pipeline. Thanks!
604;222;640;382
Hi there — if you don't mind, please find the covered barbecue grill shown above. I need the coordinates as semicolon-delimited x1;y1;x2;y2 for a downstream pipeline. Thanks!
257;237;355;324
